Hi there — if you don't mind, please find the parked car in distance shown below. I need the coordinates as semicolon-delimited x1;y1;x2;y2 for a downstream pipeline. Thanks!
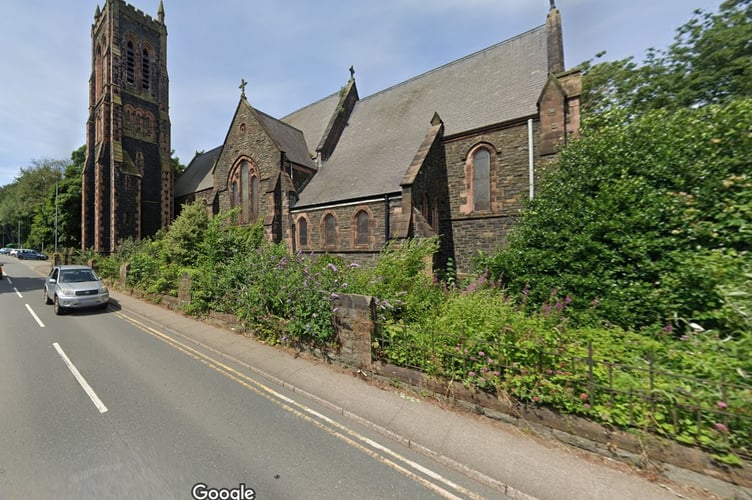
44;265;109;315
0;247;12;255
17;249;48;260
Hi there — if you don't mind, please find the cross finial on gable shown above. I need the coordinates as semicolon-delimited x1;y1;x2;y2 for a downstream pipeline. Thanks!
349;65;355;79
549;0;556;9
239;78;248;98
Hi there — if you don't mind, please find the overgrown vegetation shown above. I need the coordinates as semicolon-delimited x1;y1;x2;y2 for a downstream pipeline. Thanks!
90;201;751;462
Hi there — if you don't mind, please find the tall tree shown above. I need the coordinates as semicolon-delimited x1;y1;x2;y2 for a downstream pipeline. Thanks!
0;158;67;248
581;0;752;124
27;147;84;251
0;183;20;246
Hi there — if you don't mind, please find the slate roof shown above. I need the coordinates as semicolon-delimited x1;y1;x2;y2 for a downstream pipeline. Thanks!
174;145;222;197
294;25;549;208
282;92;341;156
175;105;315;197
255;108;316;169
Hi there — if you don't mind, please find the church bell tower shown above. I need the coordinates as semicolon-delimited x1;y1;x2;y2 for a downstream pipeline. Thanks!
82;0;172;253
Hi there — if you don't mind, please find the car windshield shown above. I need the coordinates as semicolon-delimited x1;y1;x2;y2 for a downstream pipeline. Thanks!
59;269;97;283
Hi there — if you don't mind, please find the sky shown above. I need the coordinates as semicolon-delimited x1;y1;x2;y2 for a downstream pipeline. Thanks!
0;0;723;188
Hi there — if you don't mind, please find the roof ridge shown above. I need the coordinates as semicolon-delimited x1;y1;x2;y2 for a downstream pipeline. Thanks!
360;24;546;104
257;108;303;132
281;91;340;121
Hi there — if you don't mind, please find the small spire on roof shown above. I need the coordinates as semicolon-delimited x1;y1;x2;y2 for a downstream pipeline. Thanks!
549;0;556;9
158;0;165;24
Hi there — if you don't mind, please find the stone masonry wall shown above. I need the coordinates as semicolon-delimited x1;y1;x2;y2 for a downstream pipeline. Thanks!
333;294;375;370
443;120;536;272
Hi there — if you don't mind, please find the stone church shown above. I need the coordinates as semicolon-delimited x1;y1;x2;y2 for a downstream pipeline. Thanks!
84;0;581;273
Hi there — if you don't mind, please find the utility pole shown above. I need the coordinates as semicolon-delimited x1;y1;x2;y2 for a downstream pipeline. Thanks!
54;182;59;254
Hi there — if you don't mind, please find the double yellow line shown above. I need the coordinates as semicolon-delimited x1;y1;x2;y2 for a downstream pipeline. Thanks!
115;311;487;500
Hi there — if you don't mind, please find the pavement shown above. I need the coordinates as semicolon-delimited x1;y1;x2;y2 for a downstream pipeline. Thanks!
98;285;752;500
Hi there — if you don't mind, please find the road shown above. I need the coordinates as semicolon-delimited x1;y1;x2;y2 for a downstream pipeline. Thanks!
0;258;504;499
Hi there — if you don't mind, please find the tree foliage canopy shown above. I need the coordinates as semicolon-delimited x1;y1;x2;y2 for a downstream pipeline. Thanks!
581;0;751;123
480;1;752;333
482;99;751;330
0;157;68;247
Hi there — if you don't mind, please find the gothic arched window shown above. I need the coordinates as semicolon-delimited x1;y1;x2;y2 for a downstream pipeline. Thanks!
241;162;250;220
141;47;151;91
231;181;239;209
251;175;259;222
95;44;104;99
126;41;135;85
472;148;491;212
324;214;336;247
135;151;144;176
298;217;308;247
230;160;259;224
355;210;370;246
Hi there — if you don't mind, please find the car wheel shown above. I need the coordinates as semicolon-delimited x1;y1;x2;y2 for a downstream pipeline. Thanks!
99;302;109;311
53;295;66;315
44;288;52;305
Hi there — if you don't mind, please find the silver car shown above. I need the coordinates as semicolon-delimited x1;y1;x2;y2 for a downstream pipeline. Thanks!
44;265;109;315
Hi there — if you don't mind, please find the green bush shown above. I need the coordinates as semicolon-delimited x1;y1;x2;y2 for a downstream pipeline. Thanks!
347;237;443;324
479;99;752;332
